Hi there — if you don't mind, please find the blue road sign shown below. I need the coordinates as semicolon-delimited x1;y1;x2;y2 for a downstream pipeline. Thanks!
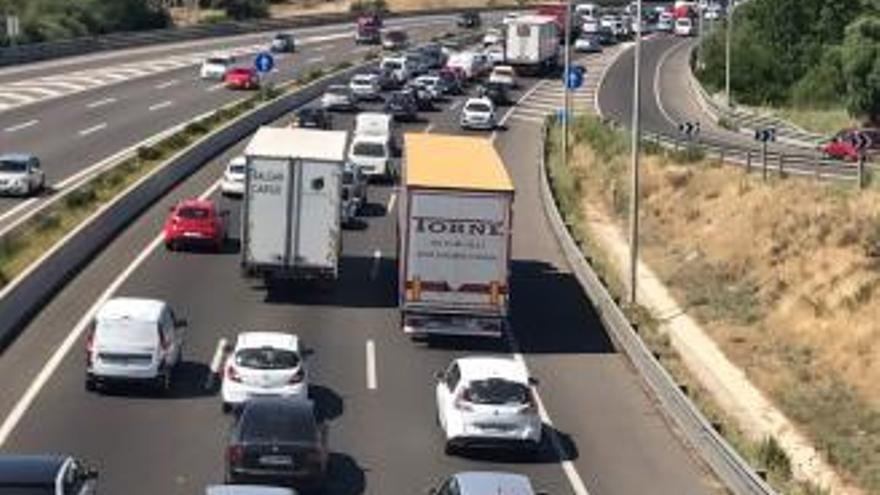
255;52;275;74
565;67;584;90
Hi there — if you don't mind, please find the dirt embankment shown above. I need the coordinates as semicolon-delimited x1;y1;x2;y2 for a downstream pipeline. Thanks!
562;118;880;493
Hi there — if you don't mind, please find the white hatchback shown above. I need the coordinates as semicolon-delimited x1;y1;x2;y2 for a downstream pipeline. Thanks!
435;357;542;455
349;73;382;101
220;156;246;197
460;97;496;130
221;332;308;412
200;55;234;80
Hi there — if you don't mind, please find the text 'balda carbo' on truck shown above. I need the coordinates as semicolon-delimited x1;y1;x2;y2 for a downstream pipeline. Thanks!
399;133;514;339
240;127;348;286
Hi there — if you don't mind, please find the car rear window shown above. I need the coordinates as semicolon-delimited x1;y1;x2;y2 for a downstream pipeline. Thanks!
352;142;387;158
241;403;317;442
466;378;530;405
327;86;349;95
178;207;210;219
0;159;28;172
95;318;158;346
235;347;301;370
229;164;245;174
466;102;491;113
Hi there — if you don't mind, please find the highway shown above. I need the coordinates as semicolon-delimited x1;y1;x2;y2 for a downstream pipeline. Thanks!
598;34;826;161
0;46;718;494
0;15;457;228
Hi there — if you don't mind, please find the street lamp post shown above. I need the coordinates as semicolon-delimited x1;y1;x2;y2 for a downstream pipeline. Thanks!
628;0;642;305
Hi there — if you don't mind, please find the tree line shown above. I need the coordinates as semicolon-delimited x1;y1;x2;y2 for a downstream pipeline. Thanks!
696;0;880;125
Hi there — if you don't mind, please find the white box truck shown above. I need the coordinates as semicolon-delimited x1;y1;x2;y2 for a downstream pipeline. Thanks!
241;127;348;281
398;134;514;338
504;15;560;75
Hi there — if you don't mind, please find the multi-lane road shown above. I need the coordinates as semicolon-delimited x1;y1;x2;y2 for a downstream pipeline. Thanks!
0;21;723;494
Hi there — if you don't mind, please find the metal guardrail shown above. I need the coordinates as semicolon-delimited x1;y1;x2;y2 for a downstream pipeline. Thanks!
0;6;516;68
537;119;778;495
0;61;372;350
686;45;827;148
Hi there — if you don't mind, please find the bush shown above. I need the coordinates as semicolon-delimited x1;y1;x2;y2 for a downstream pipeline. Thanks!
200;13;230;25
137;146;161;161
350;0;388;14
217;0;269;20
64;187;98;210
669;145;706;164
756;436;792;479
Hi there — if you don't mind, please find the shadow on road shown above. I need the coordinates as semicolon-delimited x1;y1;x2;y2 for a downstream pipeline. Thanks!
93;360;217;399
310;384;344;423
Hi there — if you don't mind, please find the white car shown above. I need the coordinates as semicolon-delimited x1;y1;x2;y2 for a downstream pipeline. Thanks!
85;298;186;393
412;75;443;99
674;17;696;36
220;156;246;197
349;73;382;101
581;17;600;34
483;27;503;46
435;357;542;454
321;84;357;110
348;134;394;179
0;153;45;197
574;35;602;53
488;65;516;88
460;97;496;130
485;45;505;65
380;56;414;85
221;331;307;413
200;55;234;80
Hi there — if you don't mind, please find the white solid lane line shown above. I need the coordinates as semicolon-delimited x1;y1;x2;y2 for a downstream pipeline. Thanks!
366;339;377;390
305;56;326;64
205;337;228;390
0;179;222;448
149;100;174;112
78;122;107;137
86;97;117;109
370;250;382;280
155;79;180;90
423;122;435;133
5;119;39;133
386;192;397;213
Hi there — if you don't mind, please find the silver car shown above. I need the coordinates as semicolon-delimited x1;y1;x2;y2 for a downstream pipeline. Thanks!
321;84;357;111
349;73;382;101
430;472;544;495
0;153;45;196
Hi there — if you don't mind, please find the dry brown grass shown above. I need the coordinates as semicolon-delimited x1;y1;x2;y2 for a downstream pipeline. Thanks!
564;116;880;492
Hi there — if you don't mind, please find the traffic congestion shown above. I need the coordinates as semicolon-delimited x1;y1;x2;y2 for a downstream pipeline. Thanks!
0;3;724;495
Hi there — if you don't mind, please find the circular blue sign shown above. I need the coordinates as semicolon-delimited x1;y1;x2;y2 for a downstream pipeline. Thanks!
255;52;275;74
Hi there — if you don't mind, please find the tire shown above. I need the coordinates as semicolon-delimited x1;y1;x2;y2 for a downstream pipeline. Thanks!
165;240;175;251
444;440;459;456
222;402;232;414
85;376;96;392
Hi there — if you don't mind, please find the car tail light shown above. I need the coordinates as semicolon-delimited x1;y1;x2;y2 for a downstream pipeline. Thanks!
521;392;538;415
454;390;474;412
226;444;244;465
288;368;305;384
226;364;242;383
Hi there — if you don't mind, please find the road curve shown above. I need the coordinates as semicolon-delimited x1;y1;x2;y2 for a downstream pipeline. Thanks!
0;64;717;494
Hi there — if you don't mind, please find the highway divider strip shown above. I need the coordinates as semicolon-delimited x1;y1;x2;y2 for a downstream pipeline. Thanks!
0;56;376;350
536;119;778;495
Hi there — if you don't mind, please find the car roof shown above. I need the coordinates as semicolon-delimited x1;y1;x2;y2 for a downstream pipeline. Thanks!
0;455;68;485
454;471;534;495
0;153;35;161
207;485;297;495
235;331;300;352
238;398;317;441
455;356;529;383
96;297;166;323
465;97;493;106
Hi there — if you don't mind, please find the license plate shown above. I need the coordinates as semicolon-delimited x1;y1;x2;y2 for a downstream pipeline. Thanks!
477;423;514;432
260;455;293;466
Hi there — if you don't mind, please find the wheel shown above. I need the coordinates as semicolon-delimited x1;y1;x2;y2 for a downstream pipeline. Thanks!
85;376;96;392
165;241;175;251
222;402;233;414
444;440;459;456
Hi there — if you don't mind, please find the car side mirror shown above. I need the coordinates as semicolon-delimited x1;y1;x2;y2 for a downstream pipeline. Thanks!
433;370;444;381
529;377;539;387
176;318;188;328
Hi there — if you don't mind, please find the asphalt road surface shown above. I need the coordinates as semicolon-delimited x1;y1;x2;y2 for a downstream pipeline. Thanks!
0;56;718;494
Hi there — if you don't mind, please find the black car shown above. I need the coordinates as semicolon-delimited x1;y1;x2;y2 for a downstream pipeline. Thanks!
294;107;333;129
226;398;329;489
369;67;398;90
384;91;419;121
270;33;296;53
457;12;481;28
436;70;463;95
478;82;511;106
0;455;98;494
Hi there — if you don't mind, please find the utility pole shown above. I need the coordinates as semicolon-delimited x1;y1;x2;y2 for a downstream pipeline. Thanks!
725;1;733;107
562;0;572;171
628;0;642;305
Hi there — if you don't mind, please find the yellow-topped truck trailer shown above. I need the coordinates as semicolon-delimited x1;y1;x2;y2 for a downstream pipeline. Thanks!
398;133;515;339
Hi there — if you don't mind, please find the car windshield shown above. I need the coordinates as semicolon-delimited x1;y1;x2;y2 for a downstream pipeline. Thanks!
466;378;530;405
388;31;406;41
178;207;210;219
206;58;228;65
327;86;349;96
466;102;491;113
241;404;317;442
229;164;245;175
0;158;28;172
352;142;387;158
0;486;57;495
382;61;402;70
352;76;372;85
235;347;300;370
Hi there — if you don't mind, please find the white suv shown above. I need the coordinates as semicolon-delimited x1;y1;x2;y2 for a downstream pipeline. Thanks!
0;153;45;197
460;97;496;130
220;156;246;197
435;357;542;455
349;73;382;101
85;298;186;393
221;331;308;413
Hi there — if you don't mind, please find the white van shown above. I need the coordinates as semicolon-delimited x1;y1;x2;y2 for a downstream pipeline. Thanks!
446;51;486;80
350;112;395;181
85;297;186;393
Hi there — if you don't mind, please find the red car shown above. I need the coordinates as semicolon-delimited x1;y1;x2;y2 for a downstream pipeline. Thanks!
163;199;227;251
821;129;880;162
225;67;260;90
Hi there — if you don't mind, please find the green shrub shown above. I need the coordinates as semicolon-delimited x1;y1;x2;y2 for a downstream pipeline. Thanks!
200;13;230;25
137;146;161;161
184;121;209;136
34;212;61;233
64;186;98;210
756;436;792;479
669;145;706;164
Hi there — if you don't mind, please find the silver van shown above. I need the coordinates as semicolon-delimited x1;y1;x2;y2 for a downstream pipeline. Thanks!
85;297;186;393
